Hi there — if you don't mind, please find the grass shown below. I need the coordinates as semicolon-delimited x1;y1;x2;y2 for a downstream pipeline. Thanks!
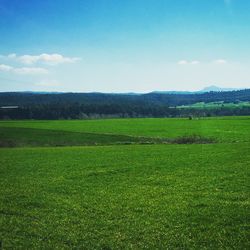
0;117;249;249
0;116;250;143
0;127;162;147
176;101;250;109
0;127;216;147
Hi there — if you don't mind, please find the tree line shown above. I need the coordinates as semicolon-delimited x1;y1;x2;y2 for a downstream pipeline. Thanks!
1;103;250;120
0;89;250;119
1;89;250;106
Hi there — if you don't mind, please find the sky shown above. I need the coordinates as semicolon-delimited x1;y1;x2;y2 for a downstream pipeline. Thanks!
0;0;250;93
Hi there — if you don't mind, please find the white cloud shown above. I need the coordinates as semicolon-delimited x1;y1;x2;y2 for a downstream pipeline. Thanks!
17;55;40;65
15;53;81;65
0;64;13;71
178;60;188;65
190;60;200;65
214;59;228;64
0;63;48;75
40;54;80;65
178;60;200;65
2;53;81;65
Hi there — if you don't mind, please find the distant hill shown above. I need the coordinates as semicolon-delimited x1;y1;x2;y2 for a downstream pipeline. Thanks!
150;91;193;95
199;85;241;93
151;85;243;94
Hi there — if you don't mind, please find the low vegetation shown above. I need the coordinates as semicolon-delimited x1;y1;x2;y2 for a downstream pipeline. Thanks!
169;134;216;144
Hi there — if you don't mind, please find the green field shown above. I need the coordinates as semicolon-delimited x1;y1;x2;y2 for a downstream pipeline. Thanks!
177;101;250;109
0;117;249;249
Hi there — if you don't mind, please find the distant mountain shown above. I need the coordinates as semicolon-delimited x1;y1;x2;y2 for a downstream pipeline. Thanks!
6;86;243;95
151;86;242;94
150;91;193;95
199;85;241;93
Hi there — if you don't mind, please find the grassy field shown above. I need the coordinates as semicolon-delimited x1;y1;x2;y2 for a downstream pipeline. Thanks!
176;101;250;109
0;117;249;249
0;116;250;143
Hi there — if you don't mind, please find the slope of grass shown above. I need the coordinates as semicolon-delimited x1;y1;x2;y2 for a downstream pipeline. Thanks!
0;143;249;249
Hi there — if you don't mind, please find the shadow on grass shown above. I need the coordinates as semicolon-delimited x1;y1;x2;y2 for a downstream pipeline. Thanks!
0;127;216;148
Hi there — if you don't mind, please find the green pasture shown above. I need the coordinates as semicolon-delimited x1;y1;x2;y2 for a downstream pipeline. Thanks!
177;101;250;109
0;116;250;143
0;117;249;249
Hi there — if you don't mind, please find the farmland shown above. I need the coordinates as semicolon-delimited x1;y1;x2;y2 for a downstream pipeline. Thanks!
176;101;250;109
0;117;249;249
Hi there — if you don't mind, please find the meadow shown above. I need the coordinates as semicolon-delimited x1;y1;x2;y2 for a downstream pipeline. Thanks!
0;117;249;249
176;101;250;110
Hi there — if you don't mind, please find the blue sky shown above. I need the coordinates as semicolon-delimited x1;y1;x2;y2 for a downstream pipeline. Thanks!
0;0;250;92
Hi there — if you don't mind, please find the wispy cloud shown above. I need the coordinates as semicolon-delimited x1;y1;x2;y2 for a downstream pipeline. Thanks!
7;53;17;59
178;59;228;65
0;63;48;75
5;53;81;65
190;60;200;65
213;59;228;64
0;64;13;71
178;60;200;65
178;60;188;65
0;53;80;75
